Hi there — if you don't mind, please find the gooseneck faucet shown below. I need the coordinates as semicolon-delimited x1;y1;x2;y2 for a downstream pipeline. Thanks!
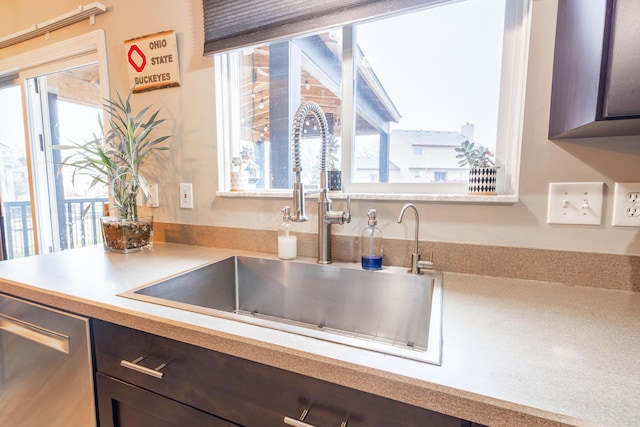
397;203;433;274
290;101;350;264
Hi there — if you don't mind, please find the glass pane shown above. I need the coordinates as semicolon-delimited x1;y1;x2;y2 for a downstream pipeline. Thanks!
232;30;342;190
353;0;506;184
0;84;35;259
40;64;108;249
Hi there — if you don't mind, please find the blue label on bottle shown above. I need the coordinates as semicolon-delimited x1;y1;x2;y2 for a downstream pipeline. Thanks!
361;255;382;270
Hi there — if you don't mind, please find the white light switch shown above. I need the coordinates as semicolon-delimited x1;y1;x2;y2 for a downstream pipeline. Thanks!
547;182;604;225
180;183;193;209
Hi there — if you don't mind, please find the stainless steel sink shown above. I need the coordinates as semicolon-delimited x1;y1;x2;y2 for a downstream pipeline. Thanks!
119;256;443;364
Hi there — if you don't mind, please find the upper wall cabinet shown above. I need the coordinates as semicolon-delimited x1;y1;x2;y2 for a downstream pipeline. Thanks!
549;0;640;139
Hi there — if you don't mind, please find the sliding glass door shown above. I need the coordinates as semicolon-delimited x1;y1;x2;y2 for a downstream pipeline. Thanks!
22;62;107;255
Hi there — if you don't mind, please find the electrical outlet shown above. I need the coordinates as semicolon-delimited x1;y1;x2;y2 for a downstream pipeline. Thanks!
547;182;604;225
626;191;640;203
612;182;640;226
180;183;193;209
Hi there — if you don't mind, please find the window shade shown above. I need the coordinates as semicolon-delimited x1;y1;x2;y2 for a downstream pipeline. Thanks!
203;0;443;55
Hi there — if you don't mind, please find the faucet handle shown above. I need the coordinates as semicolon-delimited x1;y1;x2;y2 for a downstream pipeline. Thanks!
345;194;351;223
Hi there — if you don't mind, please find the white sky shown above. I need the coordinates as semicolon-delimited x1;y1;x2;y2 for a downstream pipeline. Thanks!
356;0;506;148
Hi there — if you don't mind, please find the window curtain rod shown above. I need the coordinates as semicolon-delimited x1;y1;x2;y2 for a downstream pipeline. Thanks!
0;2;107;50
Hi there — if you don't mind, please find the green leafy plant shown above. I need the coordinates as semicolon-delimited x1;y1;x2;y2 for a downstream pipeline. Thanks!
56;87;170;220
454;140;495;168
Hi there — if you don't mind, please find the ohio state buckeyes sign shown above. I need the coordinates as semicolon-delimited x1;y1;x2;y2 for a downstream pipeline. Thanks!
125;30;181;93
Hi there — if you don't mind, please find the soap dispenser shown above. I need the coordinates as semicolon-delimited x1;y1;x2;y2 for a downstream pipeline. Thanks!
278;206;297;260
361;209;383;270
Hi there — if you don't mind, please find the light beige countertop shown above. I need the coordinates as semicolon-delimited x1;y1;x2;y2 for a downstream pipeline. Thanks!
0;243;638;426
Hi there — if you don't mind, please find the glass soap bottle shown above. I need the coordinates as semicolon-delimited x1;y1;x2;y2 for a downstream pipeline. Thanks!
361;209;383;270
278;206;297;260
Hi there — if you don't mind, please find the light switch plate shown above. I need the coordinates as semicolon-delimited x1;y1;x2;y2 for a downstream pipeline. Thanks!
547;182;604;225
180;183;193;209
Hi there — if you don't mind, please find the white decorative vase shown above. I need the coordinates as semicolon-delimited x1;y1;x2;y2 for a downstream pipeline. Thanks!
230;171;248;191
468;166;497;195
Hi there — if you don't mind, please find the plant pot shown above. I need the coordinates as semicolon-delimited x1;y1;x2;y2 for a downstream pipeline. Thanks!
230;171;248;191
100;216;153;253
328;170;342;191
468;166;497;195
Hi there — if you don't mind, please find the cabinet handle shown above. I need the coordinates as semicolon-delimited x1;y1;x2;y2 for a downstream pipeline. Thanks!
284;408;348;427
120;355;166;379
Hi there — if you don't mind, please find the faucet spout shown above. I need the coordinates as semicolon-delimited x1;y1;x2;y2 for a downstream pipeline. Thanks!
290;101;350;264
397;203;432;274
397;203;420;255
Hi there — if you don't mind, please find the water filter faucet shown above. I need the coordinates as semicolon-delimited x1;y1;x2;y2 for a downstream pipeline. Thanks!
397;203;433;274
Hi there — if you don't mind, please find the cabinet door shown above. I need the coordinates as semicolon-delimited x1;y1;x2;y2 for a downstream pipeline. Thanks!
603;0;640;117
548;0;609;138
96;373;239;427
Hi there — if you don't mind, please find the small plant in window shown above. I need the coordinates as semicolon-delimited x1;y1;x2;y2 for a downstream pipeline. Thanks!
231;156;243;172
455;140;497;195
454;140;495;168
232;145;258;175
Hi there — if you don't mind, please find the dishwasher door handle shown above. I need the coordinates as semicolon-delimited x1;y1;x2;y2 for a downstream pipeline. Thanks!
0;312;70;354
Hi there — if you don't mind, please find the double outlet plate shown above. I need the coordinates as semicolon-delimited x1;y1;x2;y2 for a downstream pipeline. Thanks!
547;182;640;227
611;182;640;227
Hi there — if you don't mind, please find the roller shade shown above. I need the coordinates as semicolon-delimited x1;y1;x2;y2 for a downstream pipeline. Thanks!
203;0;444;55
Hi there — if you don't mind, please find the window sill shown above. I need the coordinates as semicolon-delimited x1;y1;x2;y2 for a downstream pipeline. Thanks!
216;190;518;204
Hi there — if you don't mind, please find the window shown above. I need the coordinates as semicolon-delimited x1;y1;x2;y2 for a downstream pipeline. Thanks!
215;0;530;197
434;171;448;182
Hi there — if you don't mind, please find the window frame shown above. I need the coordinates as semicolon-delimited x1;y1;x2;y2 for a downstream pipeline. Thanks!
215;0;530;203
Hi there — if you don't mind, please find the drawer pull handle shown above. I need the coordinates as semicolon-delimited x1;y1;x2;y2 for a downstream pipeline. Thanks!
284;408;348;427
120;355;166;379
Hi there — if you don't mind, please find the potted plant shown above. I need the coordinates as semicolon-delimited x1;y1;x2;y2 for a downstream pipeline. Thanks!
230;145;257;191
454;139;497;195
57;86;170;252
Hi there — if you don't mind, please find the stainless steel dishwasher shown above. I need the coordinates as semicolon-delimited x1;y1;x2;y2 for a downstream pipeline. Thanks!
0;293;96;426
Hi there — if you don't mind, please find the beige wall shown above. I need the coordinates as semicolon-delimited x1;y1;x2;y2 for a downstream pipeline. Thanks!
2;0;639;256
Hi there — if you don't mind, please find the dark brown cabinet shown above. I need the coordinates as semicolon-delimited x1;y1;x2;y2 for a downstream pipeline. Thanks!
96;373;237;426
549;0;640;138
93;319;472;427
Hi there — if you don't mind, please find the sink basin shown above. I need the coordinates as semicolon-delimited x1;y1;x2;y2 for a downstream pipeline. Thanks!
119;256;443;364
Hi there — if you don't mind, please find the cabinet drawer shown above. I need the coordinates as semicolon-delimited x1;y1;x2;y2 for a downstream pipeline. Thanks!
93;320;461;427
